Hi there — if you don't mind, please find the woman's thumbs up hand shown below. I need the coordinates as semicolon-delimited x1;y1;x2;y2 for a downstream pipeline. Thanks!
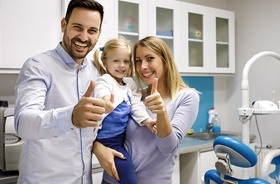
145;78;165;114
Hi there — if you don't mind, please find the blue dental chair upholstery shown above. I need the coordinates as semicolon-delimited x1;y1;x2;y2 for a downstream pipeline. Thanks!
260;148;280;183
204;136;269;184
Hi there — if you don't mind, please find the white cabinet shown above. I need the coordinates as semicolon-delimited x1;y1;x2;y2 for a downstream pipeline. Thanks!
0;0;61;73
110;0;183;71
0;0;114;73
181;3;235;74
92;169;103;184
0;0;235;75
180;150;216;184
199;150;217;183
116;0;235;74
92;154;103;184
180;148;256;183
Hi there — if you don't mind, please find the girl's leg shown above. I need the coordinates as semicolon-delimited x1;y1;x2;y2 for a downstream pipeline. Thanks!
114;146;137;184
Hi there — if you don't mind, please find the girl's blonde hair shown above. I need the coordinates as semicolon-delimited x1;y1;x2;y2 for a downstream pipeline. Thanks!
93;36;134;77
133;36;190;100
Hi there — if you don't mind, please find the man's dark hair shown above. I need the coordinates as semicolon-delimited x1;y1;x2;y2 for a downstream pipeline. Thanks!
65;0;104;27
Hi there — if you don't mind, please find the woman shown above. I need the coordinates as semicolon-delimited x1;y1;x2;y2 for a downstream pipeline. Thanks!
93;36;199;184
93;36;155;184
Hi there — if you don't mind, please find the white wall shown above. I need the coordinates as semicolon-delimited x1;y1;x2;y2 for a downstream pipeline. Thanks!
225;0;280;148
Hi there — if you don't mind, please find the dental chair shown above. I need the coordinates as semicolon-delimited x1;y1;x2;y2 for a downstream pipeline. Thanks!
204;135;269;184
260;149;280;183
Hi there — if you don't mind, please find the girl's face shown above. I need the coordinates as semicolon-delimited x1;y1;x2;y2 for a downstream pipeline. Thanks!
104;49;131;84
135;46;165;86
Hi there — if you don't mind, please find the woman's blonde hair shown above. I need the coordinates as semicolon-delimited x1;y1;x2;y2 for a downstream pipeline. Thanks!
133;36;190;100
93;36;134;77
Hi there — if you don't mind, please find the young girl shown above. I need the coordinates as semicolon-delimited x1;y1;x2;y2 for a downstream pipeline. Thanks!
93;36;155;184
93;36;200;184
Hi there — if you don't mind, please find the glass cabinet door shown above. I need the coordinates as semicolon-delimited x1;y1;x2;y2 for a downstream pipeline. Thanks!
212;8;235;73
117;0;147;46
188;13;203;68
216;17;229;68
181;4;210;73
118;1;138;44
148;0;181;71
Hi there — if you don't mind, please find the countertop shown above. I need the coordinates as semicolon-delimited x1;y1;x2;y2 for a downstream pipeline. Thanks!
180;130;256;153
179;137;213;154
0;131;248;182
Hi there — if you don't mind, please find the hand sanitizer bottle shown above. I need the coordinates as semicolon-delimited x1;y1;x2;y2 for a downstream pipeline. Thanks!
208;107;215;125
212;113;221;133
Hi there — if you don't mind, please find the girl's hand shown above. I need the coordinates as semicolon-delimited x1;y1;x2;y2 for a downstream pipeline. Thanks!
145;78;166;114
142;118;157;133
103;94;114;113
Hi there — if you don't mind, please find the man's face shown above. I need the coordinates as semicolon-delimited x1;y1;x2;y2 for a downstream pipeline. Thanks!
61;7;102;65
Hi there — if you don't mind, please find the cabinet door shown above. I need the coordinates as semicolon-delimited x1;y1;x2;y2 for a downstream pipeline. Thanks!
181;3;211;73
92;170;103;184
210;8;235;73
92;154;103;184
0;0;61;72
117;0;148;45
181;3;235;74
199;150;217;182
95;0;117;49
148;0;182;71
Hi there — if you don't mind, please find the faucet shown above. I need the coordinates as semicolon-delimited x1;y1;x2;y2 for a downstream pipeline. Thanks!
206;123;213;133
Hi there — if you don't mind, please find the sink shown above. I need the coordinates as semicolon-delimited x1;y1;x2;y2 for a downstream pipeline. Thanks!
187;132;238;141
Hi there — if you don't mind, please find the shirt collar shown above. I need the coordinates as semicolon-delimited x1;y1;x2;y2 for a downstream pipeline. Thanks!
55;43;88;69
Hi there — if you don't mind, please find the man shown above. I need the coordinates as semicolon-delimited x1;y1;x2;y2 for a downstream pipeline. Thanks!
14;0;105;183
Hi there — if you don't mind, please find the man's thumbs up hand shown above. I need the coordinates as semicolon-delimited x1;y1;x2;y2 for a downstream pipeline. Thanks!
72;80;105;128
83;80;95;97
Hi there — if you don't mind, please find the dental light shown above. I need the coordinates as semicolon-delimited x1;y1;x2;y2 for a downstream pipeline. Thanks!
238;51;280;178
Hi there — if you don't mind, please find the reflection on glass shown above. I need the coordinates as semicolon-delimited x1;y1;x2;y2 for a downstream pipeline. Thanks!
118;34;137;47
189;13;203;40
216;17;228;43
216;44;229;68
189;42;203;67
156;8;173;37
216;17;229;68
118;2;139;33
162;38;174;54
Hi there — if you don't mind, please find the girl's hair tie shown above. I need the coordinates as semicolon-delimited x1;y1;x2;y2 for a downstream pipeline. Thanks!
99;47;104;51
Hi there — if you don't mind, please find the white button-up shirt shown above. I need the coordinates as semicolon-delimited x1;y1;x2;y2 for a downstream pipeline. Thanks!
14;43;99;184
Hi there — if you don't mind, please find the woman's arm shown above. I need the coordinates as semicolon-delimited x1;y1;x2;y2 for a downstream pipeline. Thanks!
92;141;124;181
145;78;172;138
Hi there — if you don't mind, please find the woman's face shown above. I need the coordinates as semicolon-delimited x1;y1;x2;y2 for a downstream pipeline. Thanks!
135;46;165;85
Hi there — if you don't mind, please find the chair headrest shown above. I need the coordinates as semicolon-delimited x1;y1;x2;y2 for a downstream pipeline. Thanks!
213;136;257;167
